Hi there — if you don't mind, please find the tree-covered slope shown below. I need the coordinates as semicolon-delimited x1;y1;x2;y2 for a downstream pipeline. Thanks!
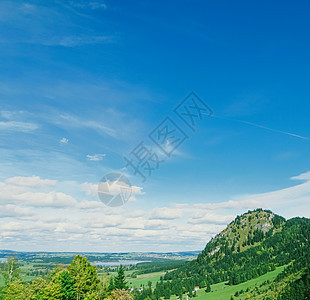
164;209;310;298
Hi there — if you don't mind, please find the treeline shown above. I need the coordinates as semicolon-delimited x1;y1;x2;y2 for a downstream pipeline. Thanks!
133;260;186;275
0;255;133;300
133;277;201;300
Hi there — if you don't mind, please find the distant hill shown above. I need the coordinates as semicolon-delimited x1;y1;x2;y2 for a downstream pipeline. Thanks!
165;209;310;299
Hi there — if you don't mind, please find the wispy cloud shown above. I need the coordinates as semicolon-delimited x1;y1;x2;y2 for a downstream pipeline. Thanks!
41;35;114;47
59;114;116;138
69;1;107;10
0;1;113;47
0;121;38;132
212;115;310;141
86;153;106;161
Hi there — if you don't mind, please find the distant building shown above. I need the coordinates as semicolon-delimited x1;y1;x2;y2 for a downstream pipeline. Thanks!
194;286;199;291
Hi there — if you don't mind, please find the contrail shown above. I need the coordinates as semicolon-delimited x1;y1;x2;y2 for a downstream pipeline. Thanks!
208;115;310;141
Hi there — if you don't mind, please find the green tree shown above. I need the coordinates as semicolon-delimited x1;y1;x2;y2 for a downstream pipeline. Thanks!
59;271;75;300
28;277;47;299
2;257;20;285
42;272;63;300
105;289;133;300
4;280;27;300
108;277;114;292
97;271;110;300
67;255;100;300
114;266;128;290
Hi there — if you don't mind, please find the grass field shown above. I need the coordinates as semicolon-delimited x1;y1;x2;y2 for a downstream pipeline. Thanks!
193;265;285;300
107;270;167;289
128;271;166;288
129;265;285;300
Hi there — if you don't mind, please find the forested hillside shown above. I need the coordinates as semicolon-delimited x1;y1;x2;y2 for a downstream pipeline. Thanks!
163;209;310;299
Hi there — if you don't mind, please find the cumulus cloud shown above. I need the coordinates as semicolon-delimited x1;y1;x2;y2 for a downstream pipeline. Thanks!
83;181;144;205
0;204;32;218
81;182;98;196
0;176;75;208
15;191;77;208
1;171;309;251
5;176;57;188
151;207;183;220
77;200;105;210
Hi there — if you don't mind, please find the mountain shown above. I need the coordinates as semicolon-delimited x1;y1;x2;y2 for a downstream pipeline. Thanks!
164;209;310;299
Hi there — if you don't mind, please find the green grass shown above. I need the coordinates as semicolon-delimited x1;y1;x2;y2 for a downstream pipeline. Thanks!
128;271;166;288
107;269;169;289
195;265;285;300
124;265;285;299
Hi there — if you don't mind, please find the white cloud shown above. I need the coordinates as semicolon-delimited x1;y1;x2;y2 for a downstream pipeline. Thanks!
44;36;113;47
0;176;75;208
0;1;112;47
0;204;32;218
151;207;183;220
69;0;107;10
0;171;309;251
188;213;235;225
77;200;105;210
15;191;77;208
0;121;38;132
85;180;144;203
233;174;310;214
59;114;116;137
81;182;98;196
86;154;106;161
5;176;57;188
60;137;69;144
291;171;310;181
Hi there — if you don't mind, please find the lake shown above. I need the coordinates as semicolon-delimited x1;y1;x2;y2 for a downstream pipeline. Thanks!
91;260;150;266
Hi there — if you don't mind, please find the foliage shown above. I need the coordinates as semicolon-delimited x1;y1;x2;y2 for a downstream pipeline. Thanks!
114;265;128;290
3;280;27;300
1;257;20;285
105;289;133;300
67;255;100;300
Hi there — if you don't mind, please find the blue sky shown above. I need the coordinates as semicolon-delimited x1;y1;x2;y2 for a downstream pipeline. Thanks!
0;0;310;252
